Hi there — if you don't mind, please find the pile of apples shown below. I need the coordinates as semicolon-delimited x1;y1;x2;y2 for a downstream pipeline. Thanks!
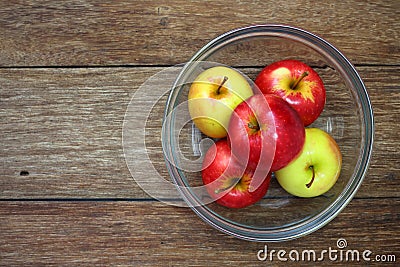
188;59;342;209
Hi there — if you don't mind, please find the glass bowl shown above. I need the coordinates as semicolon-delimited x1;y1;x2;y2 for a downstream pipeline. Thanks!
162;24;374;241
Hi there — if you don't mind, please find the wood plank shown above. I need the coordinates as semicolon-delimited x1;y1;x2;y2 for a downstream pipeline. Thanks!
0;67;158;199
0;199;398;266
0;66;399;199
0;0;398;67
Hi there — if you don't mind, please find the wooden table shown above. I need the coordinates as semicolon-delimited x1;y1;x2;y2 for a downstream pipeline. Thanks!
1;1;399;266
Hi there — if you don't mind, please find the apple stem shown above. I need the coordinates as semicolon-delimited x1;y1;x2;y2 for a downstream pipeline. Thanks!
216;76;229;95
291;71;309;90
306;165;315;188
214;177;241;194
247;121;260;131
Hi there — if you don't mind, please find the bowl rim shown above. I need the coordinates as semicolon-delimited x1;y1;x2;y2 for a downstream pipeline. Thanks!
162;24;374;242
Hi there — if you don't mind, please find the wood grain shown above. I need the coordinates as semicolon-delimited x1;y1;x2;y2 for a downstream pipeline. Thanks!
0;0;399;67
0;200;398;266
0;1;399;265
0;66;398;199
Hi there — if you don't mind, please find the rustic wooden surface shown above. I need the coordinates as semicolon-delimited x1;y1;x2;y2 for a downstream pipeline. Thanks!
0;0;399;266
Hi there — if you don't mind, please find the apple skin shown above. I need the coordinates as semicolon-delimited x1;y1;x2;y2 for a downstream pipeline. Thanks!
255;59;326;126
228;94;305;172
188;66;253;138
275;128;342;198
201;139;271;209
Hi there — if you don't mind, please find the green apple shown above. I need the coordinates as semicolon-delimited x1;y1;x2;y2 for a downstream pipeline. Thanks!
188;66;253;138
275;128;342;197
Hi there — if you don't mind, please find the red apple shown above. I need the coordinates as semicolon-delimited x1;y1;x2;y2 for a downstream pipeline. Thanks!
201;139;271;209
228;94;305;173
255;59;326;126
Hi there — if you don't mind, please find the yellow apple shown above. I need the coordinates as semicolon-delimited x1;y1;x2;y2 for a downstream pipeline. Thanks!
275;128;342;197
188;66;253;138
